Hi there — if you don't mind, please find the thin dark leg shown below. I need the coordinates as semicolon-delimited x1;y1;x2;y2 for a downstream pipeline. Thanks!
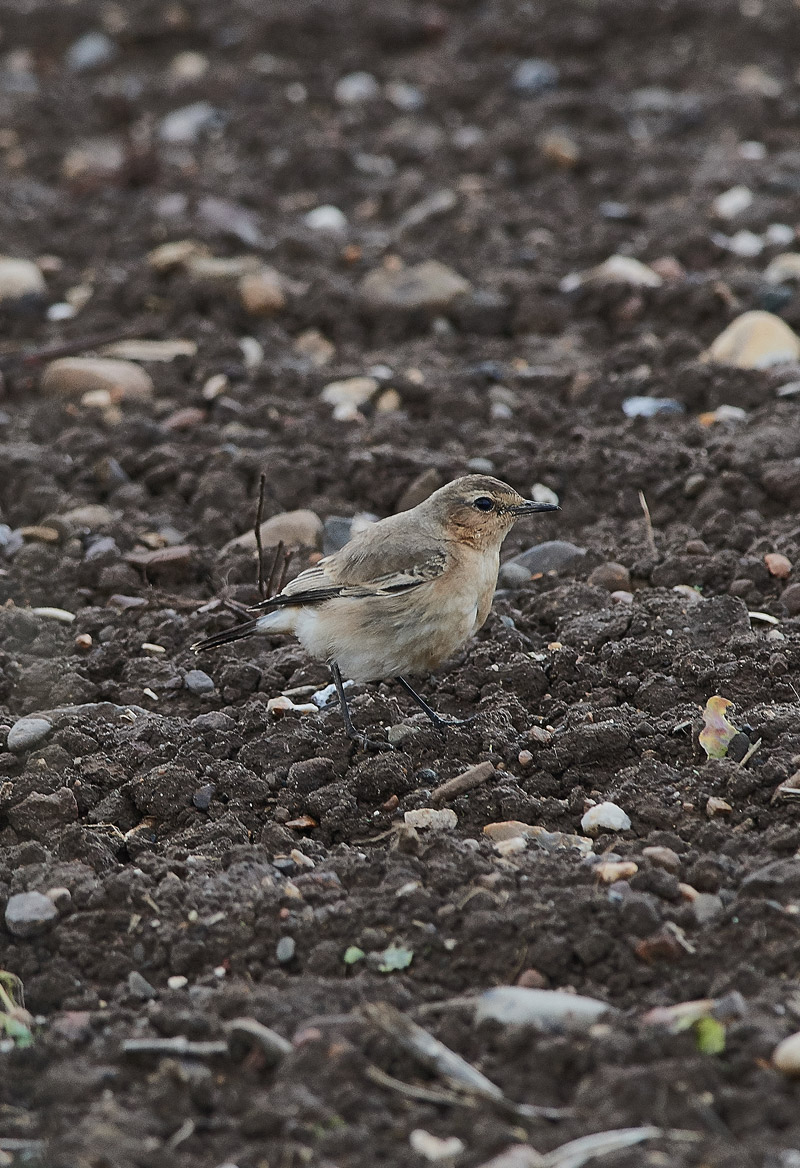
331;664;392;751
395;676;479;730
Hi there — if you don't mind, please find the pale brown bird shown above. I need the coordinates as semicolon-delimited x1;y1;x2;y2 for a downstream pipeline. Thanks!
192;475;558;747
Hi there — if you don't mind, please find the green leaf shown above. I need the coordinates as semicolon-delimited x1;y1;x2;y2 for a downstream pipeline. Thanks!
694;1016;725;1055
377;944;413;973
343;946;365;965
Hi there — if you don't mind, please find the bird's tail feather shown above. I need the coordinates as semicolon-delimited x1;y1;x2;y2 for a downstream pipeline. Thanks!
191;618;260;653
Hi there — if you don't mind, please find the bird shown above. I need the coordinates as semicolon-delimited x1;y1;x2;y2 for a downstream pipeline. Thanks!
191;475;558;748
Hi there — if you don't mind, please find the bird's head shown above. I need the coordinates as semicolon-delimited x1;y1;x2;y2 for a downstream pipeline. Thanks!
421;475;558;548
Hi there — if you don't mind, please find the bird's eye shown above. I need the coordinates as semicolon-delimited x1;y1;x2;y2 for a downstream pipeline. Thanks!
473;496;494;512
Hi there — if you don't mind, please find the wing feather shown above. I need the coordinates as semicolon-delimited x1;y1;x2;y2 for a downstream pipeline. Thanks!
248;546;447;612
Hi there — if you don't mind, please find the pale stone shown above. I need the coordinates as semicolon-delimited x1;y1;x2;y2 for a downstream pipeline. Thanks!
704;311;800;369
221;509;323;554
239;267;286;315
41;357;154;401
0;256;46;302
581;802;631;833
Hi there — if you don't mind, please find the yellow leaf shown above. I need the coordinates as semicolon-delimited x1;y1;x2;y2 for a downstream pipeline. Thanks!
699;695;738;759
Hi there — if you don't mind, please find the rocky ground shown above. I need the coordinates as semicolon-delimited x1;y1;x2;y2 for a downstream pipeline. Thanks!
3;0;800;1165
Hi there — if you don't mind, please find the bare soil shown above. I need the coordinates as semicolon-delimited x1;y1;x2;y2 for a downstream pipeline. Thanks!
2;1;800;1165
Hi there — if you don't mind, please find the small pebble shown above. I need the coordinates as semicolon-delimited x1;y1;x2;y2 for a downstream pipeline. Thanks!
159;102;222;143
581;802;631;834
127;971;156;1000
561;255;662;293
712;185;753;219
41;357;154;402
185;669;216;695
359;260;470;314
222;510;323;555
765;553;792;579
622;396;684;418
511;59;559;94
409;1131;465;1163
74;633;93;651
239;267;286;315
0;256;46;304
334;71;379;104
304;205;348;232
781;583;800;615
192;783;215;810
5;891;58;938
7;716;53;753
704;311;800;369
403;808;458;831
595;860;639;883
588;562;631;592
167;975;188;990
530;483;559;507
276;936;296;964
706;797;733;817
773;1031;800;1076
66;31;117;72
643;845;681;874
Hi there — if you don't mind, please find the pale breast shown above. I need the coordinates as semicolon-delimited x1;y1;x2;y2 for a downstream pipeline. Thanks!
295;547;501;681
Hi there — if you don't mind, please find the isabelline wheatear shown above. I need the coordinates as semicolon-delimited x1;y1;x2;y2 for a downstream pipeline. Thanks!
192;475;557;747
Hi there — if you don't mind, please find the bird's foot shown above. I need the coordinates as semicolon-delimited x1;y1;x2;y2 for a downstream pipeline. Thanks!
427;711;481;732
346;728;394;753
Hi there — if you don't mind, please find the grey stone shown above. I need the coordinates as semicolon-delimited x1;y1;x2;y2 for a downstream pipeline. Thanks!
497;561;533;589
323;516;353;554
191;711;235;733
185;669;216;696
693;893;724;926
159;102;223;144
66;32;118;72
192;784;216;810
5;891;59;938
276;936;295;963
7;716;53;753
360;260;470;315
508;540;587;575
128;971;157;1000
511;59;560;95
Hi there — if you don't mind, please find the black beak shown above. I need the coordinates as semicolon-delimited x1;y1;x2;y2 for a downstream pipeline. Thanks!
511;500;560;516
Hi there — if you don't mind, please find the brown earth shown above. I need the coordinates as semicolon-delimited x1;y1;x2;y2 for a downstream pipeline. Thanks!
2;1;800;1165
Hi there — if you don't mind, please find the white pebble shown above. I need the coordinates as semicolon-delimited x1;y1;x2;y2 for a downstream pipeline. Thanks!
409;1130;465;1163
726;229;764;257
304;204;348;232
580;801;631;834
239;336;264;369
739;140;766;160
167;975;188;990
46;302;77;322
530;483;559;507
385;80;424;110
712;185;753;219
31;606;76;623
765;223;795;246
334;71;379;104
774;1031;800;1075
404;808;458;831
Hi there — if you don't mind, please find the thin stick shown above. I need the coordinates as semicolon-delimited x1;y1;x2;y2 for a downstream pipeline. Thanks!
255;473;268;598
0;322;155;371
365;1064;473;1108
638;489;657;558
277;547;292;593
266;540;286;598
737;736;762;768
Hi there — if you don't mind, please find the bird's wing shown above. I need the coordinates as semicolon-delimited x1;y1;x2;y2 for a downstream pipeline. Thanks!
248;543;448;612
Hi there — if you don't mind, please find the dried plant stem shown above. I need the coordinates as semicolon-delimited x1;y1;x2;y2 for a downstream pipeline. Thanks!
254;473;268;598
638;489;657;558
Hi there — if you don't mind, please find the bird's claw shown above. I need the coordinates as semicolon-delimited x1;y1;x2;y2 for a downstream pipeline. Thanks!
429;712;480;731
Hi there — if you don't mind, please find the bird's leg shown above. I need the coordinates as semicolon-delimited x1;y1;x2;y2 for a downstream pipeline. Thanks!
395;676;479;730
330;664;392;752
